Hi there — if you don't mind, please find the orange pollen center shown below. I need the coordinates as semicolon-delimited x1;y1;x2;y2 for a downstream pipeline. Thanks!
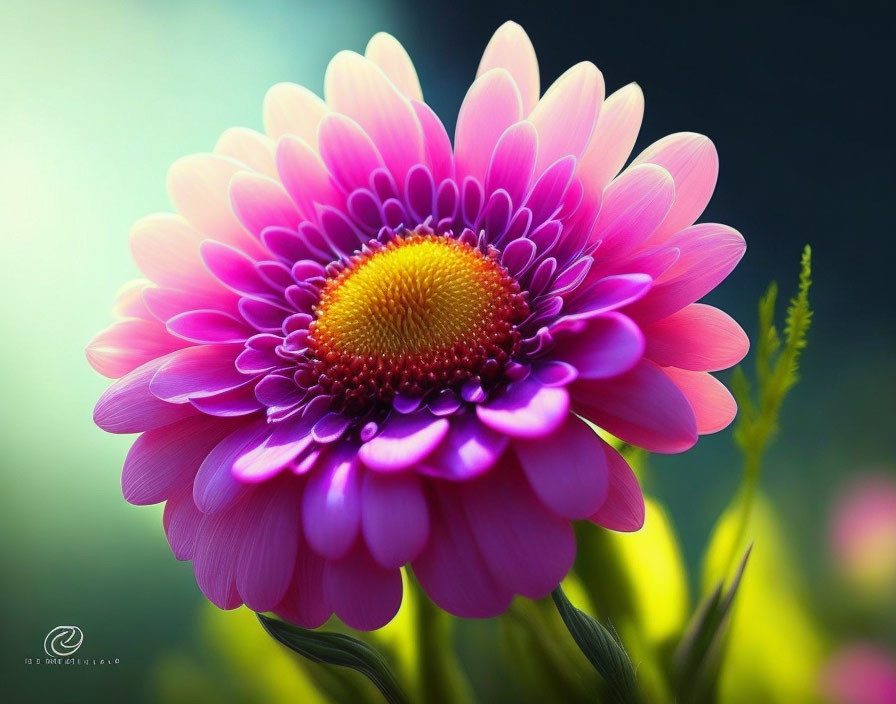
307;231;529;412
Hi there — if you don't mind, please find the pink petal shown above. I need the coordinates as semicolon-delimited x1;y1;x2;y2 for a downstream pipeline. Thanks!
411;100;454;184
358;411;449;472
166;154;265;259
365;32;423;101
163;488;203;560
129;213;226;294
263;82;327;143
461;455;576;598
454;68;523;184
528;61;604;175
94;355;198;434
235;481;301;611
477;21;540;114
486;120;538;208
361;471;430;569
631;133;719;242
578;83;645;193
302;444;362;559
229;172;301;238
275;535;331;628
318;113;386;193
412;485;513;618
276;135;343;219
588;440;645;531
149;344;247;402
122;414;237;506
663;367;737;434
232;414;315;482
166;309;252;344
192;421;266;513
627;224;746;323
644;303;749;371
515;414;610;519
193;500;247;609
554;312;645;379
214;127;278;178
572;360;698;454
588;163;675;260
87;318;187;379
324;51;424;185
476;377;569;439
324;542;403;630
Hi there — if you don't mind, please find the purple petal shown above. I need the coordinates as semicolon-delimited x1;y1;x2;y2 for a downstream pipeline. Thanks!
301;443;362;559
361;471;430;569
418;411;508;480
358;410;449;472
193;421;267;513
554;312;645;379
476;377;569;439
150;344;248;402
323;543;403;630
166;309;252;344
232;415;315;482
588;441;645;531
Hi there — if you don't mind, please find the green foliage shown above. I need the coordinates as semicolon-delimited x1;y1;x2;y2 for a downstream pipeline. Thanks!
731;245;814;480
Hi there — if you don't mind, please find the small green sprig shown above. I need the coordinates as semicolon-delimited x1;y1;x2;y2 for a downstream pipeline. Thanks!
723;245;813;576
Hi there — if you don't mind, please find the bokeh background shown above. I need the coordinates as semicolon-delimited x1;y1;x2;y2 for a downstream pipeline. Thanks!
3;0;893;701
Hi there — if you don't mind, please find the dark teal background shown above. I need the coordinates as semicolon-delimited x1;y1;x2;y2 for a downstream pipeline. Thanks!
2;0;892;701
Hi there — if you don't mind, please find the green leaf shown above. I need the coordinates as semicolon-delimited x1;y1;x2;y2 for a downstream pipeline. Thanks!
257;613;412;704
551;586;645;704
674;546;752;702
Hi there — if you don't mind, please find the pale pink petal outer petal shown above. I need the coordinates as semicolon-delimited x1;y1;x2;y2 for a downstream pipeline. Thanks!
318;113;386;193
477;21;540;114
276;135;343;218
263;82;328;143
87;318;188;379
365;32;423;101
528;61;604;175
166;154;265;258
579;83;645;193
411;100;454;184
662;367;737;434
631;132;719;242
324;51;424;185
644;303;749;372
588;163;675;258
454;68;523;184
515;414;610;519
229;171;302;237
214;127;278;178
588;440;645;531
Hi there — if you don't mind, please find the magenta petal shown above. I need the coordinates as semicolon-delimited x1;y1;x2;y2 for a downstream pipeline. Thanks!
122;415;237;506
411;485;513;618
515;415;610;519
166;309;252;344
554;312;645;379
163;488;203;560
460;455;576;598
193;421;267;513
190;382;264;416
588;441;645;531
324;542;403;630
150;344;247;402
572;360;698;454
302;444;362;559
476;378;569;439
643;303;749;372
235;481;300;611
361;471;430;569
358;410;449;472
87;318;187;379
663;367;737;435
486;121;538;208
232;415;315;482
275;535;331;628
559;273;653;327
94;355;198;434
193;500;247;610
418;411;508;480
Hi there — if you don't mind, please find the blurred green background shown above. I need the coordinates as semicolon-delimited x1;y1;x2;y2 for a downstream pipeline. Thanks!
2;0;893;701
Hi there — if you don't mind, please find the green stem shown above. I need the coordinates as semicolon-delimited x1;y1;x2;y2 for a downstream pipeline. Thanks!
408;571;474;704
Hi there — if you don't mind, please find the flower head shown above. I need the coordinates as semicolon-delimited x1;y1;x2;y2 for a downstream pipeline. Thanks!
88;22;747;629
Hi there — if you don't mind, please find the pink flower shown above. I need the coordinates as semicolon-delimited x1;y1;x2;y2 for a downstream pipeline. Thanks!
87;22;747;629
830;473;896;591
823;644;896;704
